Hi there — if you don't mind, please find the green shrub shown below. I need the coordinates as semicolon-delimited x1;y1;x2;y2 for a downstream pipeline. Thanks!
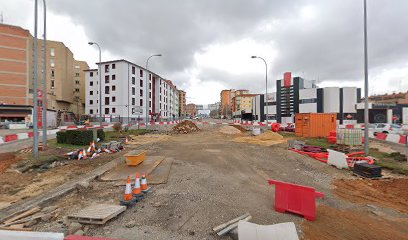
56;129;93;146
97;129;105;141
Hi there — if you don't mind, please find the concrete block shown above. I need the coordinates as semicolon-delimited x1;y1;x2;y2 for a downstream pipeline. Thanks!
0;230;64;240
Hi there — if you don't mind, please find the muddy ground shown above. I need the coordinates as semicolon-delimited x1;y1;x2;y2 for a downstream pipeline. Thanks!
1;124;408;239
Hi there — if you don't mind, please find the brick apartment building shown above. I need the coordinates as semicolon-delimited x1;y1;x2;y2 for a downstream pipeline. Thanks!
178;90;186;117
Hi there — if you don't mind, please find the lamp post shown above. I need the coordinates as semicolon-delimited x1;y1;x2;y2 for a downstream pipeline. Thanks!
363;0;369;155
41;0;47;147
33;0;39;159
88;42;102;127
251;56;268;122
145;54;162;126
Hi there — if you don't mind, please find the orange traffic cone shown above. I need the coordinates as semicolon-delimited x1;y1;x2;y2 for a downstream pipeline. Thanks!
120;176;136;206
125;137;129;144
141;173;151;193
133;173;144;200
77;150;83;160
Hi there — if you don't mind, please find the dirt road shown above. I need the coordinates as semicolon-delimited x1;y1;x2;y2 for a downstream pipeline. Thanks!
28;125;408;239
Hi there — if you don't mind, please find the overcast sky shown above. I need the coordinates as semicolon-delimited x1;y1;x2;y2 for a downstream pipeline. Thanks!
2;0;408;104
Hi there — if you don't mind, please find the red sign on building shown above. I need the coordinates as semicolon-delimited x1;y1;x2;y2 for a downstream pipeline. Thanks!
284;72;292;88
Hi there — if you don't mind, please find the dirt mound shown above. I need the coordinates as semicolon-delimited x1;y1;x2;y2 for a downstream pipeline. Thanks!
230;124;247;132
219;126;242;135
0;153;21;173
233;131;285;146
333;178;408;214
302;205;408;240
172;120;200;134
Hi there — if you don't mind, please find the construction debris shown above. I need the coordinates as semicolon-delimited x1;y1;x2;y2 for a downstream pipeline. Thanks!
238;221;299;240
172;120;200;134
64;140;124;160
213;213;252;236
0;206;58;231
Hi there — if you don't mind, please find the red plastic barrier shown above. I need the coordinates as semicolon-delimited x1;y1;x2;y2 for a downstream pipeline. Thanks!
67;125;77;129
376;133;387;140
345;124;354;129
268;179;324;221
271;123;280;132
400;135;407;145
28;132;34;137
4;134;18;142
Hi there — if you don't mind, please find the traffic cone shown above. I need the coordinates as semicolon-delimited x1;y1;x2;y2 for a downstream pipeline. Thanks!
120;176;136;206
82;148;88;159
132;173;144;200
125;137;129;144
141;173;151;193
77;150;83;160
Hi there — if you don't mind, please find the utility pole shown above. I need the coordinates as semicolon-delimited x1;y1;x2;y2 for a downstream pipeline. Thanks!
33;0;39;159
363;0;369;155
42;0;47;147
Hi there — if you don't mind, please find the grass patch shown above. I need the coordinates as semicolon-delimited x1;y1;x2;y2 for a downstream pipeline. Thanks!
304;137;332;149
105;129;153;140
48;138;88;149
376;160;408;175
279;132;296;138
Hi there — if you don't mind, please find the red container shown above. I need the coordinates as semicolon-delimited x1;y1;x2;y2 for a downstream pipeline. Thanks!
268;179;324;221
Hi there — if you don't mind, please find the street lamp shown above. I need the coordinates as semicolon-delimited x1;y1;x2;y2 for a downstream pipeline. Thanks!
145;54;162;126
41;0;47;147
33;0;39;159
88;42;102;127
251;56;268;123
363;0;369;155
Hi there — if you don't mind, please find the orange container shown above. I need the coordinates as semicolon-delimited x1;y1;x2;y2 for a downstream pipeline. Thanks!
295;113;337;138
124;150;147;166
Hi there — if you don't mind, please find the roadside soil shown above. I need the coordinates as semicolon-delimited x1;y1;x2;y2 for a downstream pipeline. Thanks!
4;124;408;239
0;152;21;173
333;178;408;214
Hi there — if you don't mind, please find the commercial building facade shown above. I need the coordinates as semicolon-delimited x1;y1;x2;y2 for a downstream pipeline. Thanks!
85;59;181;123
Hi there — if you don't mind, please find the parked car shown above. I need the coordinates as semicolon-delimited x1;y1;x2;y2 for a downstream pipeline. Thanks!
370;123;403;135
280;123;295;132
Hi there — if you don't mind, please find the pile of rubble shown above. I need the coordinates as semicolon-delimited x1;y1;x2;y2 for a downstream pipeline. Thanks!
64;140;125;160
172;120;200;134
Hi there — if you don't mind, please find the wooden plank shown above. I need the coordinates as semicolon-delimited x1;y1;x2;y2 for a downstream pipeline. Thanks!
0;225;32;231
67;204;126;225
2;213;45;227
217;216;252;236
213;213;250;232
3;207;41;225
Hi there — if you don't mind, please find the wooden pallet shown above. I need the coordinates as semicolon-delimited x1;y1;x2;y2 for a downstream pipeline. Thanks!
67;204;126;225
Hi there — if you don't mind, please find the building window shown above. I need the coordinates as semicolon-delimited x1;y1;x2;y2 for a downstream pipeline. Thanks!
90;100;93;105
112;107;116;113
75;88;79;92
96;109;98;113
90;81;93;86
149;101;151;107
140;69;143;77
90;72;93;77
140;79;143;87
50;48;55;56
75;73;80;77
112;63;116;69
132;66;135;74
112;96;116;102
112;74;116;80
149;92;151;98
149;74;152;80
132;87;135;95
105;108;109;114
105;65;109;73
140;99;143;107
112;85;116;91
51;69;55;78
140;89;143;97
90;91;93;95
51;80;55;88
75;80;80;84
90;109;93;114
105;86;109;94
132;98;135;105
132;77;135;85
105;75;109;83
149;83;151;90
105;97;109;105
50;59;55;67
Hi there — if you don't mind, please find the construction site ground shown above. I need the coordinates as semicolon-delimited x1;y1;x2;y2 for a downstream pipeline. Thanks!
0;122;407;239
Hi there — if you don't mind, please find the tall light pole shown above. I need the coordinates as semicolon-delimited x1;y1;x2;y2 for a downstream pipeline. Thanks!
41;0;47;147
363;0;369;155
88;42;102;127
145;54;162;126
251;56;268;122
33;0;39;159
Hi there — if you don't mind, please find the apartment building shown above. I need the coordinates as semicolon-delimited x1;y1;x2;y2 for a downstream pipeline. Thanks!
232;94;258;120
368;92;408;104
178;90;186;117
186;103;197;117
0;23;89;124
219;89;249;119
85;59;180;122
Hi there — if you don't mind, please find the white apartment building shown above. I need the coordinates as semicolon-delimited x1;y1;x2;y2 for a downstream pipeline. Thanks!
85;59;180;123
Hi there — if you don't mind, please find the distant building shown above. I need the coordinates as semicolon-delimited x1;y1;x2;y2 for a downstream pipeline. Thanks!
232;93;258;120
220;89;249;119
368;92;408;105
186;103;197;116
178;90;186;117
252;93;277;122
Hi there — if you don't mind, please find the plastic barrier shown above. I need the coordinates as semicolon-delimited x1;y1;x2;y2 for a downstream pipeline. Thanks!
271;123;281;132
4;134;18;142
268;179;324;221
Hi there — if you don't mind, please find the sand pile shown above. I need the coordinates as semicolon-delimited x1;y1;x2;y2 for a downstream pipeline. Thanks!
128;134;171;145
172;120;200;134
233;131;285;146
230;124;247;132
219;126;242;135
